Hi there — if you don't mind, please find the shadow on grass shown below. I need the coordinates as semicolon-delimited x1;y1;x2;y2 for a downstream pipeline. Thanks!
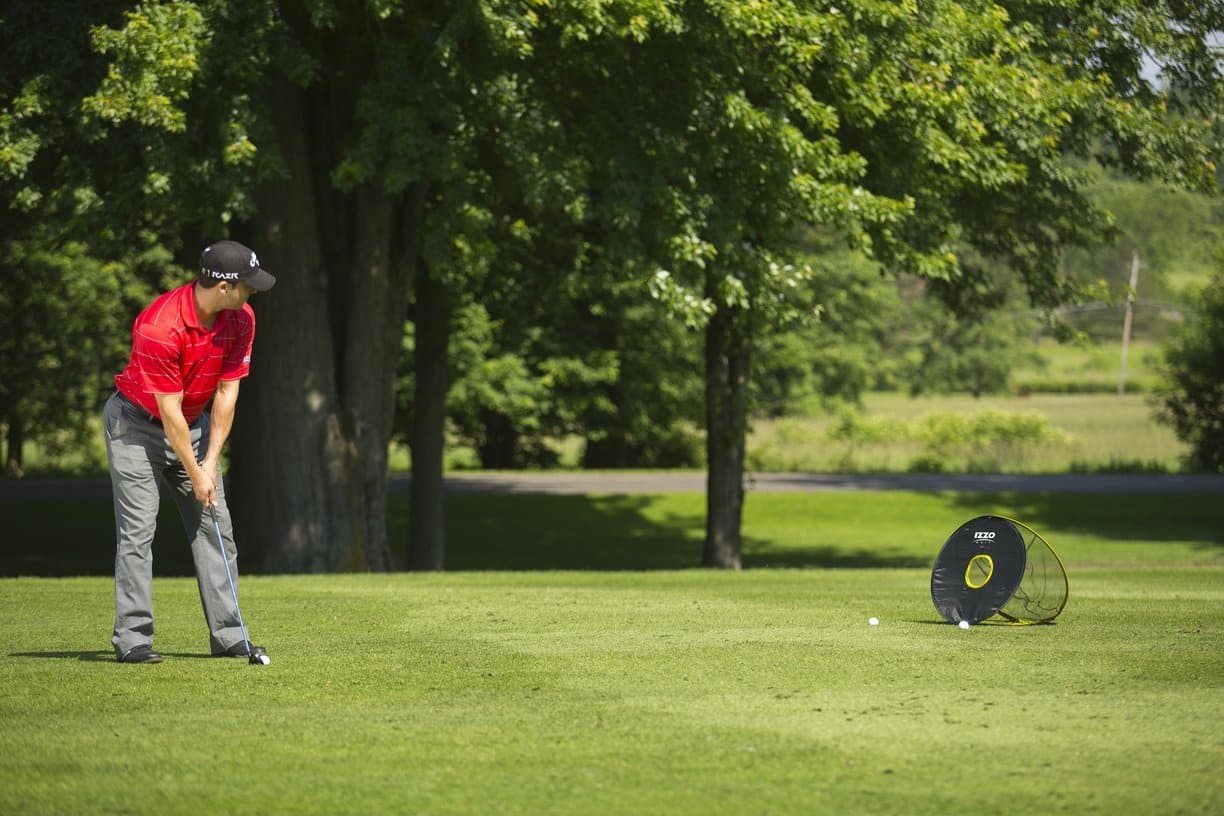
7;488;1221;577
9;651;243;661
9;651;114;661
396;494;709;570
740;541;930;569
402;494;930;570
943;491;1224;553
0;500;204;578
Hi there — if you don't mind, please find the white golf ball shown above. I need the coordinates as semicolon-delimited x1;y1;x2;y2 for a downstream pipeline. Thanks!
958;620;971;630
868;617;879;626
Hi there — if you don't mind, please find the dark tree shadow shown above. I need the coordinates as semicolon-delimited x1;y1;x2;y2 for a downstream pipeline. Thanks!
9;651;228;661
8;650;113;661
943;491;1224;555
7;486;1221;576
1;500;208;577
394;493;931;570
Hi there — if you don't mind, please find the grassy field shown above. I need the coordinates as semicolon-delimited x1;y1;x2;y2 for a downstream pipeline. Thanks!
748;392;1185;474
2;490;1222;814
1012;337;1166;394
2;567;1221;815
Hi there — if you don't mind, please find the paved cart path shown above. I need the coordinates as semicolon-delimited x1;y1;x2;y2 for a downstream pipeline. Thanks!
3;471;1223;501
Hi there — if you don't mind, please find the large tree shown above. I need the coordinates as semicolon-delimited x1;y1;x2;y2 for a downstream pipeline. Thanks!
14;0;1220;573
520;0;1219;566
79;1;611;571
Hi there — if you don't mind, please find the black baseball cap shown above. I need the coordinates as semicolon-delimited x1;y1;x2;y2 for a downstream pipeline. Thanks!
199;240;277;291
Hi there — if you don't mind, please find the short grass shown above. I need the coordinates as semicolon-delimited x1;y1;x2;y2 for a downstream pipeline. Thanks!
2;566;1221;815
3;489;1223;814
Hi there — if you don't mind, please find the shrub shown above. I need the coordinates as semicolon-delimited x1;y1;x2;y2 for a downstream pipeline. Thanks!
818;408;1072;473
910;411;1071;472
1155;266;1224;473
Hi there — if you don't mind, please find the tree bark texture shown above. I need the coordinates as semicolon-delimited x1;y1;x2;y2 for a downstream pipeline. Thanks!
229;79;413;573
408;262;449;571
703;307;749;570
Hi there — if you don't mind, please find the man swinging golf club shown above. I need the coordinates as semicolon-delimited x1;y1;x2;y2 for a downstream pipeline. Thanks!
104;240;274;665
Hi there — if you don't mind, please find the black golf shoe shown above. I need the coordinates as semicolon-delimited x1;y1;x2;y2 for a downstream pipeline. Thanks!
118;645;163;664
213;642;268;660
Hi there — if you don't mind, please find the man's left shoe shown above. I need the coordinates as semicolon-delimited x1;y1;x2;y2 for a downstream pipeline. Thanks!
213;642;268;660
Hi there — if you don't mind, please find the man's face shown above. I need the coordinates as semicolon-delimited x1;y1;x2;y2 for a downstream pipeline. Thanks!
222;281;258;309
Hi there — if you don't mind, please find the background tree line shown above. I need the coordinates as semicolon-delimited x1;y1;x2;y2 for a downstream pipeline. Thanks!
2;0;1220;572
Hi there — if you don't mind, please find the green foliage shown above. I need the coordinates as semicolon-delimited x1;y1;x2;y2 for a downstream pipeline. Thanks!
1056;168;1224;340
901;286;1043;398
82;2;208;133
1155;262;1224;472
752;240;904;413
4;0;1222;506
821;407;1072;473
0;236;168;472
441;302;622;469
397;293;705;469
908;410;1072;472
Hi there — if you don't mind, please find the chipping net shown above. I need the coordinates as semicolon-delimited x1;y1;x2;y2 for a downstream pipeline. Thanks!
996;516;1068;624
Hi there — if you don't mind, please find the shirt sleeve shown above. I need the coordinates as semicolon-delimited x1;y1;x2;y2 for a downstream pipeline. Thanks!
220;306;255;381
132;322;183;394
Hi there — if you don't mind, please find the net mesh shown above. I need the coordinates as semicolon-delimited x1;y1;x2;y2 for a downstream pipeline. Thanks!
998;523;1068;624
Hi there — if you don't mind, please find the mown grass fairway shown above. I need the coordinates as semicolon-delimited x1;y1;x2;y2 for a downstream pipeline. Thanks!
2;490;1222;815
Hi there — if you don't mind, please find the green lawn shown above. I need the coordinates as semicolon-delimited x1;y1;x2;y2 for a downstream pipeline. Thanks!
2;567;1221;815
2;490;1222;814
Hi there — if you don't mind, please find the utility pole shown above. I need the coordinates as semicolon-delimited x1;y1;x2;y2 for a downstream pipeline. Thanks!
1118;248;1140;395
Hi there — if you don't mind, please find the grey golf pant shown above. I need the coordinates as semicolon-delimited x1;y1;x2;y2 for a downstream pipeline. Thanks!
104;392;247;657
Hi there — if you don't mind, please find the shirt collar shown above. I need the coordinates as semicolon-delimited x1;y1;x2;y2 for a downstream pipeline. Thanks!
177;283;203;331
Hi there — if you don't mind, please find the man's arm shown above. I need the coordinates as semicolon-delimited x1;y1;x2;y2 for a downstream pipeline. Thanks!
153;392;215;506
202;379;241;488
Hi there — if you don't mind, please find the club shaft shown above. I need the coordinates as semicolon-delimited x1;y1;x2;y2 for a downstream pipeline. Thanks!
210;505;252;657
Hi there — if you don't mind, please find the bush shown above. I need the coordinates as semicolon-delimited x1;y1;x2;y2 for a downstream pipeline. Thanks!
1155;266;1224;473
821;408;1071;473
909;411;1071;472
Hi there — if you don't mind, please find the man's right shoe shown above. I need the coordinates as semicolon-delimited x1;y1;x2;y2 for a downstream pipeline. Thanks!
118;645;163;664
212;641;268;660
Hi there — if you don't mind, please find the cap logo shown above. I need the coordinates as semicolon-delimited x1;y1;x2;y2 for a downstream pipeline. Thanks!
204;267;241;281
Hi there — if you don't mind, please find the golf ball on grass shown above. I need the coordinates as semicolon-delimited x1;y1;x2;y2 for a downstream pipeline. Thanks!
958;620;971;630
868;617;879;626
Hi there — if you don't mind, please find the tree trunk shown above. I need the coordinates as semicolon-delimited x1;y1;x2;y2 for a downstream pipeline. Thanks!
408;261;450;571
703;307;748;569
477;409;520;469
5;413;23;477
338;183;414;571
229;79;407;573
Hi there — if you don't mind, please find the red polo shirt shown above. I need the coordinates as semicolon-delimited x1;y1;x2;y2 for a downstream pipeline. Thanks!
114;283;255;423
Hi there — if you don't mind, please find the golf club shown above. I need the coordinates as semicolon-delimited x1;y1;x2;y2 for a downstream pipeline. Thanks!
209;503;270;665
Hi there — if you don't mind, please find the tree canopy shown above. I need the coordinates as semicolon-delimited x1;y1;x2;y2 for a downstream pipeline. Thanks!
2;0;1219;570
